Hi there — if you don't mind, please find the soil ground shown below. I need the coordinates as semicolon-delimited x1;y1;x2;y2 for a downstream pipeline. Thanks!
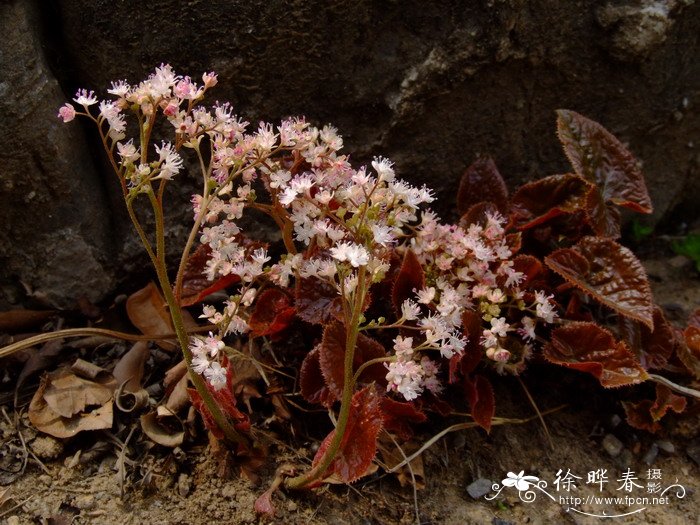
1;253;699;525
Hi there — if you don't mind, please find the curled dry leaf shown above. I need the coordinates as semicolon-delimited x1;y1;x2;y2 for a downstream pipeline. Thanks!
545;237;654;329
623;384;687;433
678;326;700;379
113;341;150;392
29;367;114;438
140;407;185;448
377;438;425;489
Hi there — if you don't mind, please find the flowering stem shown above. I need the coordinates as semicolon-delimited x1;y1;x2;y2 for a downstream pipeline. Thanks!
284;267;367;490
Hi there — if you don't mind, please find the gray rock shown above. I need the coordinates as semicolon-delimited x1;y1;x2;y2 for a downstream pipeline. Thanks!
467;477;493;499
656;440;675;454
687;440;700;467
0;1;115;309
602;434;624;458
643;443;659;465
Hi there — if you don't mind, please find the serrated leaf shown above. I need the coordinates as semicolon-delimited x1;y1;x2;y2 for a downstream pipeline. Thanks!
380;398;427;441
295;277;343;325
463;375;495;432
510;173;592;230
248;289;295;338
545;237;653;328
392;249;425;314
188;357;250;441
584;184;622;238
678;326;700;379
544;322;648;387
319;322;387;401
312;386;383;483
299;346;334;407
623;384;687;433
457;157;509;215
556;110;652;214
618;307;675;370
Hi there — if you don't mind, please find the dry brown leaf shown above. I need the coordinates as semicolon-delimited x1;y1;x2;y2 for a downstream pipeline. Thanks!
29;368;114;438
126;282;177;350
113;341;150;392
378;439;425;489
0;309;56;332
140;409;185;447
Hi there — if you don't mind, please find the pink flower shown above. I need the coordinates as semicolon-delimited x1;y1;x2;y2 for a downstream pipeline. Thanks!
57;103;76;122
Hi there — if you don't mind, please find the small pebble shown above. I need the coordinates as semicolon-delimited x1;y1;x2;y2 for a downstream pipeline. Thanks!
221;484;237;498
287;501;298;512
642;443;659;465
608;414;622;428
492;519;515;525
6;517;20;525
74;494;95;510
656;440;675;454
602;434;623;457
467;478;493;499
177;473;191;497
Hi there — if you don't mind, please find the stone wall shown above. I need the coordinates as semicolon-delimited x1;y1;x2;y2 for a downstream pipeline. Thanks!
1;0;698;308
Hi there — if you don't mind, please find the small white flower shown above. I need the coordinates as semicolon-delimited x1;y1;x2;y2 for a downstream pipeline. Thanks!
204;362;227;390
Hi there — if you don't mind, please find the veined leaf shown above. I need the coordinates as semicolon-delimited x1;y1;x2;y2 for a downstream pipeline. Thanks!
544;322;648;387
545;237;653;328
556;110;652;214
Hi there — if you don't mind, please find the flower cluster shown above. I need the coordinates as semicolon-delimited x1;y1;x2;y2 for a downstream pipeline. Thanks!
59;64;558;401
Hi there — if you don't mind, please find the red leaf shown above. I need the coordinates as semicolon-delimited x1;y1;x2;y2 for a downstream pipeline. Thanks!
178;244;242;307
511;255;547;291
584;184;622;238
464;375;495;432
623;384;687;433
299;346;334;407
312;386;383;483
458;201;500;231
545;237;653;329
688;308;700;329
392;249;425;314
510;174;592;230
544;322;649;387
248;289;295;338
380;398;427;441
618;306;676;370
457;157;509;216
678;326;700;379
319;322;387;401
556;110;653;214
296;277;372;325
188;357;250;440
450;310;484;382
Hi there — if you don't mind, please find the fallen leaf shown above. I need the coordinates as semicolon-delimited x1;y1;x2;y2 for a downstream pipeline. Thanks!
29;368;114;438
126;282;176;350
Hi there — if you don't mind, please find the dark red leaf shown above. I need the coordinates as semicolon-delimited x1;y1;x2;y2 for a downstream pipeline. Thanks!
299;346;334;407
392;249;425;314
188;357;250;440
584;184;622;238
312;386;383;483
380;398;427;441
688;308;700;329
458;201;500;231
450;310;484;381
544;322;649;387
319;322;387;401
545;237;653;328
248;289;295;338
678;326;700;379
510;174;592;230
457;157;509;215
178;244;242;307
511;255;547;291
464;375;495;432
556;110;652;214
295;277;372;325
618;306;676;370
623;384;687;433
